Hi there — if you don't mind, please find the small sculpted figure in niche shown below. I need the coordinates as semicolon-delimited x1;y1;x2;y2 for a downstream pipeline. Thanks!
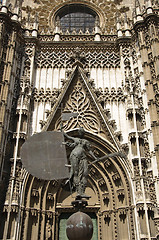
45;220;52;240
63;127;97;197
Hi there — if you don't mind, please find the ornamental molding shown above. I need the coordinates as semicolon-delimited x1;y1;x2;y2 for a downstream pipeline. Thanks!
21;0;125;32
48;0;106;31
32;87;61;102
54;80;102;133
94;87;126;103
32;86;126;103
38;33;119;42
36;50;120;68
37;44;120;53
40;64;133;179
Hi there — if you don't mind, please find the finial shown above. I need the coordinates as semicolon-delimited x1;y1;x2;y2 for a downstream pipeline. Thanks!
94;15;101;41
144;0;153;14
135;0;141;8
124;13;128;23
54;16;61;41
27;12;30;24
35;13;38;24
133;0;144;23
2;0;7;6
11;0;21;21
1;0;8;13
132;8;136;19
116;12;122;37
95;16;99;27
55;16;60;28
32;13;38;37
116;11;121;23
124;13;131;37
33;13;38;30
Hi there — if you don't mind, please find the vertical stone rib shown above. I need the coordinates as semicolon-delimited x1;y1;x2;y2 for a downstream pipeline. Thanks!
0;29;17;178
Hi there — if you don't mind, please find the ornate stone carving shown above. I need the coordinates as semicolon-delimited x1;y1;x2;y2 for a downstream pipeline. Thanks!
102;192;109;206
21;0;122;32
36;50;120;68
31;188;39;197
94;87;125;104
55;80;101;133
32;87;61;103
117;188;125;202
47;193;54;201
112;172;121;181
45;220;52;239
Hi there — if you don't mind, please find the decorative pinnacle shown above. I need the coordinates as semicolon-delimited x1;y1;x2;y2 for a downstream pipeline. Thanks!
132;8;136;19
95;16;100;27
55;16;60;28
13;0;20;15
70;47;86;64
144;0;153;11
33;13;39;30
135;0;141;8
1;0;8;13
35;13;38;24
2;0;7;6
116;12;121;23
124;13;128;23
116;12;122;36
27;12;30;24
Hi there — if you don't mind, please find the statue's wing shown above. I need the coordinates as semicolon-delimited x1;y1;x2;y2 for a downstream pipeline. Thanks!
88;151;127;166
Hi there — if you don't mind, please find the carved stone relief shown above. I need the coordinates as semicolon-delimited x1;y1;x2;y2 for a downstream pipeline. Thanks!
21;0;129;32
36;50;120;68
55;80;102;133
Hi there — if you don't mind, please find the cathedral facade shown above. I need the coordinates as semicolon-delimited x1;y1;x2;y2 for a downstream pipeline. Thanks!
0;0;159;239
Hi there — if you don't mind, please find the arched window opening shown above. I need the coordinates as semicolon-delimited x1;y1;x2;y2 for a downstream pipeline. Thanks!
128;112;134;128
148;210;156;237
139;137;145;157
136;113;143;131
131;137;137;156
56;4;97;33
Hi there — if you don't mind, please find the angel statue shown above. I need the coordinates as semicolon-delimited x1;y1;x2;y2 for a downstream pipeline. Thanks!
62;127;98;197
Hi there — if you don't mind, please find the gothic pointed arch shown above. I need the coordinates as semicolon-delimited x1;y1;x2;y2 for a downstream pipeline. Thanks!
42;64;131;172
18;130;136;240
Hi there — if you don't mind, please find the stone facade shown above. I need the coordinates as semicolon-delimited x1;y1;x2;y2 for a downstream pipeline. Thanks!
0;0;159;239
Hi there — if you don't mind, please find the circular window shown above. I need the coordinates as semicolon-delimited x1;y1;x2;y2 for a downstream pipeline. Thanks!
56;4;97;33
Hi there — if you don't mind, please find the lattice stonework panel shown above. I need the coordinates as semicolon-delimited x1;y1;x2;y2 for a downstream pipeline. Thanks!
36;51;120;68
55;80;101;133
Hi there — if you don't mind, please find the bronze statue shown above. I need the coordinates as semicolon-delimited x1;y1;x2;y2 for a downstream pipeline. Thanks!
63;128;97;197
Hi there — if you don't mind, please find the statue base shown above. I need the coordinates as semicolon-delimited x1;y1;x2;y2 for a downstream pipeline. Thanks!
71;195;91;209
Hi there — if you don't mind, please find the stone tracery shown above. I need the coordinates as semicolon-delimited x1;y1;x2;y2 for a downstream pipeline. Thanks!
55;80;101;133
36;50;120;68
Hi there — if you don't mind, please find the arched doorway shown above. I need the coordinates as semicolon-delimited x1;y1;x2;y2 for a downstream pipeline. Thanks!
19;131;135;240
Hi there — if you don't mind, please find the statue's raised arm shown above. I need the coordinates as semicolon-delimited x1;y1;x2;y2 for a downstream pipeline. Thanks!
63;130;76;141
61;126;77;149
